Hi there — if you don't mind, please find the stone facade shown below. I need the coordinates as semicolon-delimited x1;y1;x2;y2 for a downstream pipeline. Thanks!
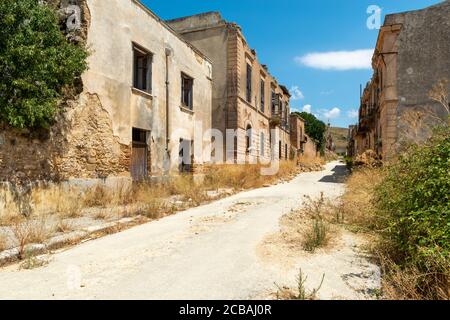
302;134;319;159
167;12;291;164
0;0;213;182
289;114;307;157
350;1;450;160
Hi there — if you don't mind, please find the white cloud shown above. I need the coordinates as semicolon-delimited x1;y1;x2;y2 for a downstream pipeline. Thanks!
290;86;304;100
347;109;359;119
323;107;341;119
295;49;374;71
302;105;312;113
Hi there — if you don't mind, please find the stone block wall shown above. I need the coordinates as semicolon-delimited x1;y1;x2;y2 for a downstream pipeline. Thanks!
0;93;131;183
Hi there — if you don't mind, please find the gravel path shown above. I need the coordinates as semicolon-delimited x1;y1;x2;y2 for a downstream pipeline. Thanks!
0;161;379;299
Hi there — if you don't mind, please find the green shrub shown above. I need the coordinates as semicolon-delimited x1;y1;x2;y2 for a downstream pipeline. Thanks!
0;0;89;129
302;218;328;253
375;127;449;297
344;156;353;169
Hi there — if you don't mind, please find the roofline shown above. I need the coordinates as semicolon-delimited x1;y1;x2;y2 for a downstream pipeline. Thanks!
383;0;448;19
280;85;291;97
132;0;212;64
165;11;222;24
290;112;306;123
372;1;448;66
165;10;290;92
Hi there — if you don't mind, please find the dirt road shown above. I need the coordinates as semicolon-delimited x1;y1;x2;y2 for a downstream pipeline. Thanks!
0;161;379;299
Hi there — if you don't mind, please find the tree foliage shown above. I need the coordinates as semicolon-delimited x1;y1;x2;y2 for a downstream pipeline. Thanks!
0;0;88;129
293;112;326;150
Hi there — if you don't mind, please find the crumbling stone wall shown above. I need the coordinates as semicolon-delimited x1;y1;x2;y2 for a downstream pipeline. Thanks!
0;93;131;182
0;0;131;183
393;1;450;147
54;94;131;180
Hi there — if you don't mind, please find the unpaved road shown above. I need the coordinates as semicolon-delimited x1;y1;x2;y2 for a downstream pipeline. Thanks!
0;161;379;299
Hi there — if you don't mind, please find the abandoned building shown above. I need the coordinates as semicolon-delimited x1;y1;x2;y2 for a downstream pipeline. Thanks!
348;1;450;160
166;12;292;163
0;0;213;182
289;114;306;157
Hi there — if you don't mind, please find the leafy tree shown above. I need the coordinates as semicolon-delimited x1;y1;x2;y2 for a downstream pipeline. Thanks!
0;0;88;129
293;112;326;151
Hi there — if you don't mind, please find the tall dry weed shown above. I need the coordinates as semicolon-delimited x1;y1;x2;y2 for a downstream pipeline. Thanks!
338;168;385;230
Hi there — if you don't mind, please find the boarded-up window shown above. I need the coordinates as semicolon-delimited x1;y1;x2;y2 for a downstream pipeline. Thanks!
133;44;152;93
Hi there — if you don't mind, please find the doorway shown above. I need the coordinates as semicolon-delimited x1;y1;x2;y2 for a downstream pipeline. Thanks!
131;128;149;181
179;138;193;173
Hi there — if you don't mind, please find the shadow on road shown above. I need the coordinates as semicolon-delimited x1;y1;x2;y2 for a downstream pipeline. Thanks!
319;164;349;184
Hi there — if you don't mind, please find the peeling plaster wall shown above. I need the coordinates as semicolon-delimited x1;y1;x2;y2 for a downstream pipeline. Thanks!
83;0;212;174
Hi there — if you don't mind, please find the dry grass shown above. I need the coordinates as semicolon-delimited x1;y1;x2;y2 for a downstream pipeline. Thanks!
298;156;325;166
31;185;84;218
0;159;323;263
10;217;55;258
203;160;303;191
83;184;114;208
93;208;111;220
302;218;329;253
0;232;6;252
55;218;75;233
0;186;21;226
275;193;337;255
1;160;308;226
276;269;325;300
337;168;385;231
334;166;450;300
377;252;450;300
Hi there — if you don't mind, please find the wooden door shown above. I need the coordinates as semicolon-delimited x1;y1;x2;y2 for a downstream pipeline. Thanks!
131;143;148;181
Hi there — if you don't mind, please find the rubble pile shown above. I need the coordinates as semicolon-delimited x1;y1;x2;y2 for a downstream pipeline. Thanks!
354;150;382;168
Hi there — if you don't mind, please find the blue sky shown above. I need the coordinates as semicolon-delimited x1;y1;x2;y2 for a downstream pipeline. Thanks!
143;0;443;128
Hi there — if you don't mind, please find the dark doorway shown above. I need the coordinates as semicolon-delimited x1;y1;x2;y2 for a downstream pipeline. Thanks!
131;128;149;181
279;141;282;160
245;125;252;155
